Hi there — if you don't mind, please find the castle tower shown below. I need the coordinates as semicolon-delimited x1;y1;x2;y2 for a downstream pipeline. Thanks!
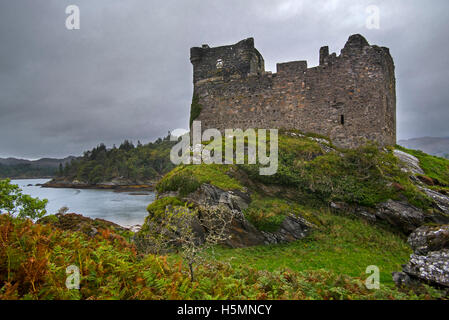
190;38;265;84
190;34;396;149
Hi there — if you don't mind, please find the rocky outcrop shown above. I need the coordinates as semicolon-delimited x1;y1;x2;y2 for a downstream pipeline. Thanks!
421;188;449;215
183;184;314;248
388;149;449;227
407;225;449;255
38;212;129;238
402;250;449;288
330;201;377;223
393;149;425;175
331;199;449;235
375;200;427;234
394;225;449;289
259;214;314;245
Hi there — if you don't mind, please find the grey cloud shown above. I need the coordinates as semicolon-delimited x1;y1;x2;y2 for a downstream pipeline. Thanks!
1;0;449;158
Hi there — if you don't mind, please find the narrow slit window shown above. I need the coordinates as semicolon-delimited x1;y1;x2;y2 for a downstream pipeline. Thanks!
340;115;345;125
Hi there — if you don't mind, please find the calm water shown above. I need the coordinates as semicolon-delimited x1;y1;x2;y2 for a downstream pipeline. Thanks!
11;179;155;227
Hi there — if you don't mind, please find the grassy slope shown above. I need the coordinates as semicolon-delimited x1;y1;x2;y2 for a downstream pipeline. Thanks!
156;133;434;231
148;133;449;297
212;211;410;285
156;164;244;196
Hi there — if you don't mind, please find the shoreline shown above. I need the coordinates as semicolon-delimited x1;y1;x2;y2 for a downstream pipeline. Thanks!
5;176;54;180
41;182;155;191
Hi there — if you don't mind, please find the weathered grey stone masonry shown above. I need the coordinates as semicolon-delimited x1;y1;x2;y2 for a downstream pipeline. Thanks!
190;34;396;149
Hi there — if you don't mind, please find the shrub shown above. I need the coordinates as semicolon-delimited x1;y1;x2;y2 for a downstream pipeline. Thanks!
145;197;186;219
1;214;443;300
156;169;201;196
244;198;295;232
0;179;47;220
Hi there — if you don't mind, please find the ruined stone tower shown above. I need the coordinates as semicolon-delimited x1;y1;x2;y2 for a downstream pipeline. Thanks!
190;34;396;148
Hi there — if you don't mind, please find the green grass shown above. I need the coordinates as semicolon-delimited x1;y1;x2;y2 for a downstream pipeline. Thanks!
158;134;431;210
156;164;244;196
146;196;185;219
241;135;431;209
243;197;291;232
211;210;411;285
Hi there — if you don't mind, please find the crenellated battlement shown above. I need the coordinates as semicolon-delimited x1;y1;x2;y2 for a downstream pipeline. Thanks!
189;34;396;149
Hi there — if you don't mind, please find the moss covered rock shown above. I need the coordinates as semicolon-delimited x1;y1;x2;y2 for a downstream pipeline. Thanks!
38;212;131;239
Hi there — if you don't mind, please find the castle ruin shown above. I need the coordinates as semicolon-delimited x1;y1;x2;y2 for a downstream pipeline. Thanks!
190;34;396;149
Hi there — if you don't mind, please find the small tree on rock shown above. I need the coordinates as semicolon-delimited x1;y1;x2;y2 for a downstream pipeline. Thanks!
138;203;235;282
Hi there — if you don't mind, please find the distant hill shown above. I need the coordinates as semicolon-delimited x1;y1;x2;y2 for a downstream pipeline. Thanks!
398;137;449;159
0;156;77;168
0;156;77;179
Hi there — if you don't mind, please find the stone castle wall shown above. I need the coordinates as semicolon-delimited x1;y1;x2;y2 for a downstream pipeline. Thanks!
190;35;396;149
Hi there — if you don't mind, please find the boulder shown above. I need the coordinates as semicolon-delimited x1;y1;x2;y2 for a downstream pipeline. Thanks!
402;249;449;288
375;200;426;234
392;272;420;288
394;225;449;288
184;184;314;248
407;225;449;255
332;199;449;235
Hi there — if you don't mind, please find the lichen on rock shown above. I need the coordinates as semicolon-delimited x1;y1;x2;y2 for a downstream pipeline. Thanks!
394;225;449;289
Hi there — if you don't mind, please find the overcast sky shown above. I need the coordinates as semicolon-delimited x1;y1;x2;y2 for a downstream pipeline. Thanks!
1;0;448;159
